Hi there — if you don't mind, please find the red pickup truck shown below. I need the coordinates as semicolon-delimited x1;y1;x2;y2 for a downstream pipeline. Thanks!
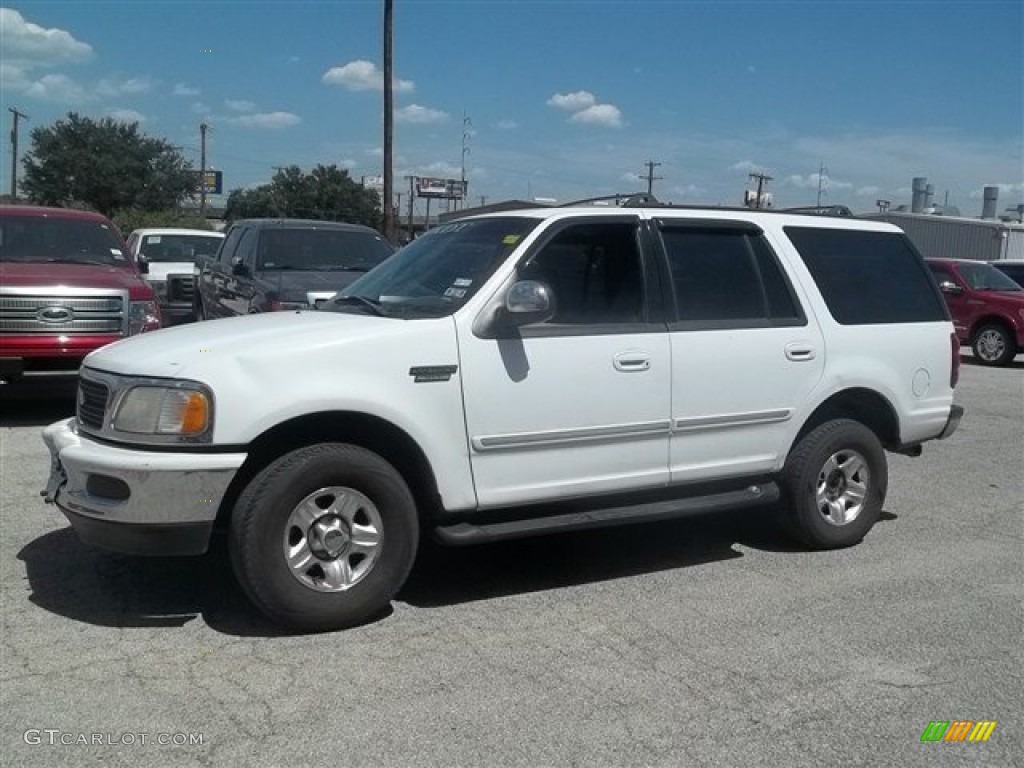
0;205;161;383
926;257;1024;366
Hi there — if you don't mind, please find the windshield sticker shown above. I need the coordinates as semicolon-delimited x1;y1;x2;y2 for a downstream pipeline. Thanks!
444;287;467;299
432;222;472;235
502;234;522;245
453;278;472;287
149;236;162;244
110;249;125;259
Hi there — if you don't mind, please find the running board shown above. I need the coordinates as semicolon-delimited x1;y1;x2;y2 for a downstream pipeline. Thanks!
433;482;779;546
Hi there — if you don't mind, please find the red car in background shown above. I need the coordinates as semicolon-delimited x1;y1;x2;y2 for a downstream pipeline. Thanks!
926;257;1024;366
0;205;161;384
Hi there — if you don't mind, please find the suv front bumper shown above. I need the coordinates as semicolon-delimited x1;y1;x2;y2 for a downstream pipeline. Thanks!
41;418;247;555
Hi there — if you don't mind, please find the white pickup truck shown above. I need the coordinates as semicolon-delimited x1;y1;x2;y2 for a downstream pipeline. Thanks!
43;203;962;630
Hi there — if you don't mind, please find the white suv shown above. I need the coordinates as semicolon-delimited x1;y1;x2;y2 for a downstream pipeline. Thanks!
43;202;962;630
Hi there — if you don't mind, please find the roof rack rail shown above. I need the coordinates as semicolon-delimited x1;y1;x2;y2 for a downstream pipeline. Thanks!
777;205;854;217
558;192;661;208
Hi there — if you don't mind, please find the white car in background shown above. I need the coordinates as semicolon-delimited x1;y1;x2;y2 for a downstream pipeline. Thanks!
125;228;225;324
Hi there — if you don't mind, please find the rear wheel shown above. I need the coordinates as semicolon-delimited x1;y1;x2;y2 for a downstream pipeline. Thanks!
972;323;1015;366
780;419;887;549
229;443;419;632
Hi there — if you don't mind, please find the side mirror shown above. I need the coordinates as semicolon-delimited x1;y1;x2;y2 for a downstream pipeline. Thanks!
136;253;149;274
938;280;963;295
231;256;250;277
503;280;555;326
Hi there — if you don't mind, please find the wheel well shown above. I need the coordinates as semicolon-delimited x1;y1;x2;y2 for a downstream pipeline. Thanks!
796;388;900;451
214;412;442;529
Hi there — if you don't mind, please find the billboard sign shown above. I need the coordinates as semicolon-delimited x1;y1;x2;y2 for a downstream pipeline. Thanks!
416;177;466;199
192;170;223;195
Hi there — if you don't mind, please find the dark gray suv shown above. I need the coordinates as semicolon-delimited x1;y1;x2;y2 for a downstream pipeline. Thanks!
194;219;394;319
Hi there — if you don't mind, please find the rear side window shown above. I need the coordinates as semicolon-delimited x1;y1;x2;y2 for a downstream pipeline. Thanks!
785;227;946;324
658;224;803;327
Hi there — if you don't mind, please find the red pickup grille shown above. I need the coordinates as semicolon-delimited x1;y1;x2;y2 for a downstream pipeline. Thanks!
0;295;124;333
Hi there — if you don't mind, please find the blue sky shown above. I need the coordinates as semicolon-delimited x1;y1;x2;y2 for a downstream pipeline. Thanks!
2;1;1022;216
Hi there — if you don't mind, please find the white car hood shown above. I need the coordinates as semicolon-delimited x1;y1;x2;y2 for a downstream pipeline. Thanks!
84;310;419;380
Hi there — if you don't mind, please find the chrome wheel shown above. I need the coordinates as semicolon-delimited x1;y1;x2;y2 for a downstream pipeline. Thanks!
815;449;869;526
282;486;383;592
975;328;1007;363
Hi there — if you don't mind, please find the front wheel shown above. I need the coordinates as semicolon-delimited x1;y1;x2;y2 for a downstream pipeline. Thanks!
780;419;887;549
972;323;1016;366
229;443;419;632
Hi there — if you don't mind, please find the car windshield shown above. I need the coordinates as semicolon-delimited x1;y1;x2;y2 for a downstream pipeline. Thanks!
140;233;223;262
322;217;541;318
958;262;1022;291
257;228;394;271
0;215;129;266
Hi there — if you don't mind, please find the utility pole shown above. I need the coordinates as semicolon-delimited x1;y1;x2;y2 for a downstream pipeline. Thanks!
748;172;773;209
406;175;415;241
641;160;662;195
816;161;828;208
479;196;486;207
459;112;472;212
199;122;208;218
8;107;28;199
382;0;396;242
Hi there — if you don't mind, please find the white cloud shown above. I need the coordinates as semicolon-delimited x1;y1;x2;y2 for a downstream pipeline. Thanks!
24;73;90;102
225;99;256;112
570;104;623;128
173;82;199;97
191;101;212;115
548;91;596;112
418;161;462;177
106;108;146;123
620;172;641;183
856;185;882;197
321;59;414;93
96;76;151;96
231;111;301;129
729;160;763;173
496;119;518;130
396;104;449;124
670;184;707;197
0;62;30;90
366;147;384;157
783;172;853;190
968;182;1024;198
0;8;92;64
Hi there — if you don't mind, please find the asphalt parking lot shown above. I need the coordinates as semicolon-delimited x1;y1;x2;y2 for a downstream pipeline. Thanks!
1;357;1020;768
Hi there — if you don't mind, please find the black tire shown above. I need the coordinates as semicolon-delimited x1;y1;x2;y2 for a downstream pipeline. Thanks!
229;443;419;632
780;419;887;550
971;323;1016;366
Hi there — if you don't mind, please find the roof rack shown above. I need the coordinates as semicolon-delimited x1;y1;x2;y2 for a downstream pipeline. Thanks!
776;205;854;217
558;192;661;208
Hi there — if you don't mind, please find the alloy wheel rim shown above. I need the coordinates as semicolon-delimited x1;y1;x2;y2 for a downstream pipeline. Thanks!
282;486;383;592
977;330;1005;361
815;449;870;526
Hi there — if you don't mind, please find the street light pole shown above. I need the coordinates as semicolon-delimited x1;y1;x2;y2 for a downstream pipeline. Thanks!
199;122;208;218
8;107;29;199
382;0;396;242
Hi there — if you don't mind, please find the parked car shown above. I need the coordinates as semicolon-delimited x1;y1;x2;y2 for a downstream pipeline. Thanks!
0;205;161;384
125;228;225;325
194;219;394;319
43;204;962;631
926;257;1024;366
990;259;1024;287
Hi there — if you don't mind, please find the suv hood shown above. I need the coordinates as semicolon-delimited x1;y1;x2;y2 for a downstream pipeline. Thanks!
0;261;149;294
83;310;435;380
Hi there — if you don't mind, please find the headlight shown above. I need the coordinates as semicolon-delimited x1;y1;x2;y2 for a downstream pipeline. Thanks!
128;300;161;335
113;386;210;437
147;279;168;298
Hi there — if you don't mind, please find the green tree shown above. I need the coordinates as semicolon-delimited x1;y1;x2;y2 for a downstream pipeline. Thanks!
224;164;382;230
20;112;195;217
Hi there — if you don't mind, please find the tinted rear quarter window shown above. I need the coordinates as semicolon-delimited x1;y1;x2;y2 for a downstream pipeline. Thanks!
785;227;946;324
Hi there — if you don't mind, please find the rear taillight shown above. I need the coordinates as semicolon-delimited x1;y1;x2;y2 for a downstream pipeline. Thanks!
950;331;960;388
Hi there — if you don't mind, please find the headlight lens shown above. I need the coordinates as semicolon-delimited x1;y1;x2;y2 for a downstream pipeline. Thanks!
113;386;210;435
128;300;161;335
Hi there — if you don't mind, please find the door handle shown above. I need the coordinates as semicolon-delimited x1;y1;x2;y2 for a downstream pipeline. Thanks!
784;343;816;362
614;352;650;372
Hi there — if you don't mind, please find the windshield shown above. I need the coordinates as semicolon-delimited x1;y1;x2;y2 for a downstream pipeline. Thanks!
322;216;541;318
0;215;129;266
958;261;1022;291
258;228;394;271
140;233;223;262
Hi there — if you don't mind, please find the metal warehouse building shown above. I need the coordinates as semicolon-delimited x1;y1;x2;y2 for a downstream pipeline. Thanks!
862;212;1024;261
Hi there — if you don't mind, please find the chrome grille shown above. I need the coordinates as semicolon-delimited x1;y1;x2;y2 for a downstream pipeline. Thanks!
0;295;124;334
166;275;195;303
77;378;109;429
